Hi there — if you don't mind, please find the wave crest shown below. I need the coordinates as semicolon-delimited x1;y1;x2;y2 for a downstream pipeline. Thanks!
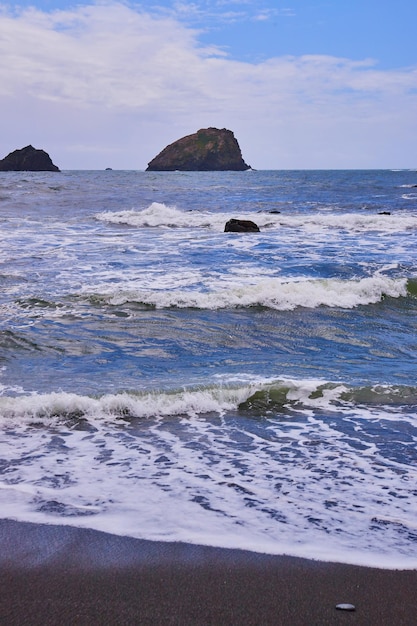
2;379;417;426
96;203;417;233
82;274;409;311
96;203;219;229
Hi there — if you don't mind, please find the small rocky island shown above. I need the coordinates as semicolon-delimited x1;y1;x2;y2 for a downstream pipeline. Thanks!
0;145;60;172
146;128;251;171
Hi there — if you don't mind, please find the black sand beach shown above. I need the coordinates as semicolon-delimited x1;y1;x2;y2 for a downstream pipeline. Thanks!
0;519;416;625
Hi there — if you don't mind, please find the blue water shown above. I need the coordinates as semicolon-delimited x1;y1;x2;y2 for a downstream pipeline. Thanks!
0;169;417;567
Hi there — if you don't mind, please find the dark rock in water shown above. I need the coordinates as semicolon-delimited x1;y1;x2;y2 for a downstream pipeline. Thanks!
146;128;251;171
379;211;391;215
0;145;60;172
224;218;260;233
105;167;113;171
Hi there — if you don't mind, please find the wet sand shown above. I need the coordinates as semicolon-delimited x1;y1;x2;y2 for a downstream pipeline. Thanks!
0;519;416;625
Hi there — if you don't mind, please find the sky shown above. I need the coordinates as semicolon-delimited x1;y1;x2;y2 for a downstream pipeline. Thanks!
1;0;416;169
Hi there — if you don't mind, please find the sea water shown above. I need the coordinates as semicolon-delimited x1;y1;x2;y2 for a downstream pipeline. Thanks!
0;169;417;568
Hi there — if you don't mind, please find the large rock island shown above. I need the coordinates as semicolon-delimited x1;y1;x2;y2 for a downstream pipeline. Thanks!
0;145;60;172
146;128;251;171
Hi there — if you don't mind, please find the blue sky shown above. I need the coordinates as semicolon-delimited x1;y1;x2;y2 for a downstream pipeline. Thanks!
1;1;416;168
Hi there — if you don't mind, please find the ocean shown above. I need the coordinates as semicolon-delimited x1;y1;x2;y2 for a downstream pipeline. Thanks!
0;169;416;569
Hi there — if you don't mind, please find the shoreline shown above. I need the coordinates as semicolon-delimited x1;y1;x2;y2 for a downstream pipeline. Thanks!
1;519;416;625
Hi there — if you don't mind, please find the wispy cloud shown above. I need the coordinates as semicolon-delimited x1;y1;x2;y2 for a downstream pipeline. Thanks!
154;0;294;25
252;7;296;21
153;1;245;25
1;2;416;168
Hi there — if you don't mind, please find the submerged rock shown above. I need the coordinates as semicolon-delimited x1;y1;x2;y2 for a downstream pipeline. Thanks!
146;128;251;171
0;145;60;172
224;218;260;232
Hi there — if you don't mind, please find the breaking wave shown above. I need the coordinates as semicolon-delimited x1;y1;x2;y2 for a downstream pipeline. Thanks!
2;378;417;426
81;273;410;311
96;202;417;233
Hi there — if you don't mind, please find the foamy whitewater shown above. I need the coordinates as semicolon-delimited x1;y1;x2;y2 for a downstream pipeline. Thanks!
1;169;417;568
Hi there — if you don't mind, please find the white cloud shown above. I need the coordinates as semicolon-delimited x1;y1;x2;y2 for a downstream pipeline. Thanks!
0;2;416;169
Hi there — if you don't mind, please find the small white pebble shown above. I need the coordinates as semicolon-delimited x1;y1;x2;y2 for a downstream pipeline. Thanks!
335;603;356;611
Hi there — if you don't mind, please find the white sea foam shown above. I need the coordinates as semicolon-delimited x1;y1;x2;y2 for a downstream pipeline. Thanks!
80;273;408;310
96;203;222;229
96;203;417;233
1;378;417;569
